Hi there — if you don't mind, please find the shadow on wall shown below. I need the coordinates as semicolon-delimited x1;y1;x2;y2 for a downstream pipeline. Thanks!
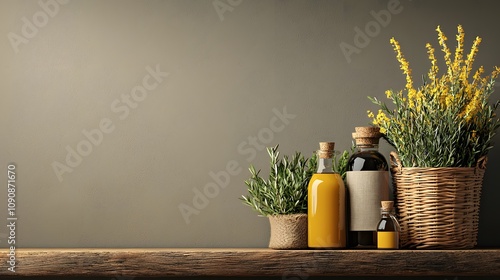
478;131;500;247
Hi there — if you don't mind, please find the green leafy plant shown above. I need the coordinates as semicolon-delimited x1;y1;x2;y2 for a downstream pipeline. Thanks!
333;142;356;181
241;145;316;216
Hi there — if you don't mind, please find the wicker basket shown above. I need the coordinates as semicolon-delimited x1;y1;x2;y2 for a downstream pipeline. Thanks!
390;152;486;249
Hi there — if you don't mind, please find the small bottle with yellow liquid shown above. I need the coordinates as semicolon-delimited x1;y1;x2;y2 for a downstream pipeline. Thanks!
308;142;346;249
376;201;400;249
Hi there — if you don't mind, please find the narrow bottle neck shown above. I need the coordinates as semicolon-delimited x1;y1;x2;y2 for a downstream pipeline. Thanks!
357;144;379;152
380;212;390;218
317;157;333;173
381;209;395;217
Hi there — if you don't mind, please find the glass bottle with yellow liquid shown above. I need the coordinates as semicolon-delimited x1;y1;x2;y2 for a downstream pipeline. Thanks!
308;142;346;249
377;201;400;249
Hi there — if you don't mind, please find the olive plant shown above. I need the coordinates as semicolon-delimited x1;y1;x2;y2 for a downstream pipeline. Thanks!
241;145;316;216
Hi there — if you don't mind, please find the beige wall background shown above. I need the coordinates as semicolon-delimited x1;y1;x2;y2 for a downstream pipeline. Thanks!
1;0;499;248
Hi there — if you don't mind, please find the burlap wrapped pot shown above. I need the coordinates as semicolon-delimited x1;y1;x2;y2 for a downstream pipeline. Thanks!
268;214;308;249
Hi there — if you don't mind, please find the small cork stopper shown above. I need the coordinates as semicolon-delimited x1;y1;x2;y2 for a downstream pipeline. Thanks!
381;201;394;211
319;142;335;151
318;142;335;159
352;126;382;146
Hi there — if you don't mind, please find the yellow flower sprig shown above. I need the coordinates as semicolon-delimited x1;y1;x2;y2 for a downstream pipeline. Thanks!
426;43;439;84
436;26;453;76
390;37;414;92
453;25;465;77
368;25;500;168
466;36;482;77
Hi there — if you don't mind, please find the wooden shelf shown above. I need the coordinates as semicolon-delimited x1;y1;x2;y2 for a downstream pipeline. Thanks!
1;248;499;277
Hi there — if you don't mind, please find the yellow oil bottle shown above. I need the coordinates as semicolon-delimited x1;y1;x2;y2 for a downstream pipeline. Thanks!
308;142;346;249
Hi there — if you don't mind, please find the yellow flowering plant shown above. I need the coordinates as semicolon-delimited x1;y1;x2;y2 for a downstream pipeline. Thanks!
368;25;500;167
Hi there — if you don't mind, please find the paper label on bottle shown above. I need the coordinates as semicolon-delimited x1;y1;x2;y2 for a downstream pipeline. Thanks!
346;171;390;231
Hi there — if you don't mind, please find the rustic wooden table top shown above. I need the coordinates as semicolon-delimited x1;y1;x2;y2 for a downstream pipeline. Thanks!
1;248;499;277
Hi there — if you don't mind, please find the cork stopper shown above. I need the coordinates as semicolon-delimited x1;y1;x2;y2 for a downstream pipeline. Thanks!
381;201;394;211
352;126;382;146
318;142;335;159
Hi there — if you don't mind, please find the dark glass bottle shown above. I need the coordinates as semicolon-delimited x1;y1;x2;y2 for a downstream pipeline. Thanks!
346;127;389;248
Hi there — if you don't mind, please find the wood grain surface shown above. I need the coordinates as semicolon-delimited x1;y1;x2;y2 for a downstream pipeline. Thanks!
1;248;499;277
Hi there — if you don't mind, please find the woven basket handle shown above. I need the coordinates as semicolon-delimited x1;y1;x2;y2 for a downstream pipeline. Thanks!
390;151;402;174
476;156;487;170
